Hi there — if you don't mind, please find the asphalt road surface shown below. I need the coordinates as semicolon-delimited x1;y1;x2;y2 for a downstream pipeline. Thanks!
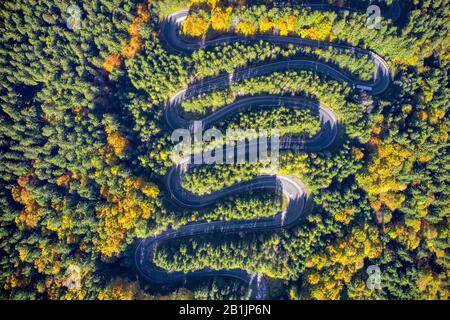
135;4;393;300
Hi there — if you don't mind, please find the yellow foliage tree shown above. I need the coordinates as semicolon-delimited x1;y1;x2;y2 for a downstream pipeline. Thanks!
95;178;159;257
11;175;43;230
429;108;446;124
105;126;128;157
103;55;122;73
121;3;149;59
333;208;356;225
279;153;310;178
304;224;382;299
415;271;449;300
259;18;273;34
296;13;333;41
387;223;421;250
211;6;232;32
357;143;414;212
182;14;210;37
98;278;146;300
236;21;256;36
190;0;218;8
274;18;288;36
351;147;365;161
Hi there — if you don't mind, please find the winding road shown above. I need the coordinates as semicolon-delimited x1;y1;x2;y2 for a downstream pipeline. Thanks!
135;3;394;299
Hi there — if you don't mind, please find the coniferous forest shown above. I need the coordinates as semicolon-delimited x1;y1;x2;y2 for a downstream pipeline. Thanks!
0;0;448;300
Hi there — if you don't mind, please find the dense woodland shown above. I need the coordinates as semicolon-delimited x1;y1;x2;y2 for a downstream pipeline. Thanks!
0;0;448;300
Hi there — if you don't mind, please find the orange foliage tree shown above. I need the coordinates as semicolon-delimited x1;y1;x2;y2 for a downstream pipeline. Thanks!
105;126;128;157
11;175;43;229
102;55;122;73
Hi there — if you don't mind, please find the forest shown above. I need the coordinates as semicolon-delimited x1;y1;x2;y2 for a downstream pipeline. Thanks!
0;0;448;300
